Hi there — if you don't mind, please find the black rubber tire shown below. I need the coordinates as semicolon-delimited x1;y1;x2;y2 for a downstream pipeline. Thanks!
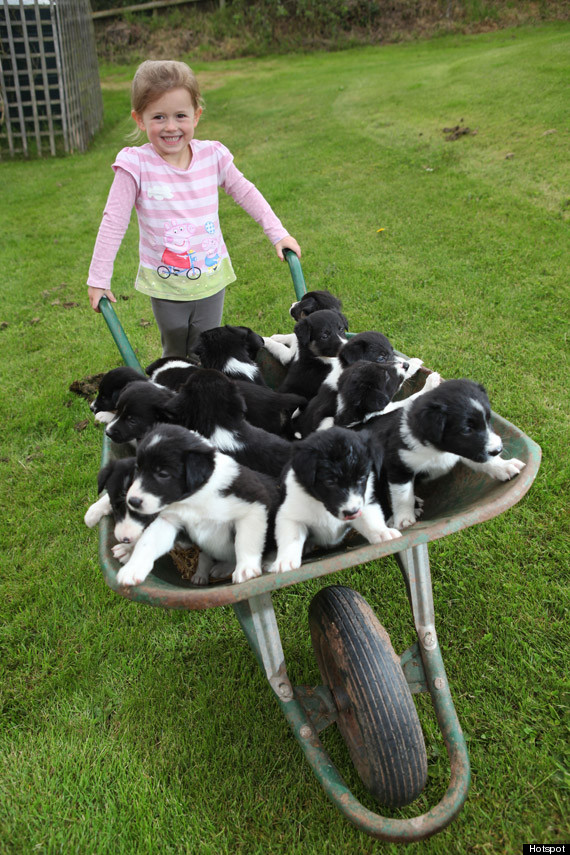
308;585;428;807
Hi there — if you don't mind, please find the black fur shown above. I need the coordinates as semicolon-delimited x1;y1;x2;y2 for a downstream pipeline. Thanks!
289;427;377;519
90;366;145;415
278;309;349;399
289;289;343;321
105;381;174;444
195;324;267;385
339;331;396;367
294;360;407;438
97;456;157;540
145;356;198;390
163;369;293;478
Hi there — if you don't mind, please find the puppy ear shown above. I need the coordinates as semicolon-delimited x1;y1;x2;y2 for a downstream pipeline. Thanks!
339;312;349;331
360;430;384;480
292;443;318;488
421;401;448;445
340;339;364;366
184;447;215;495
295;318;311;346
246;328;265;356
299;296;316;318
227;382;248;420
97;461;115;494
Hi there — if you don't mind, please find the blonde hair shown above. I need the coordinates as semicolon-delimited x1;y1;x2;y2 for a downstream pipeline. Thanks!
129;60;203;139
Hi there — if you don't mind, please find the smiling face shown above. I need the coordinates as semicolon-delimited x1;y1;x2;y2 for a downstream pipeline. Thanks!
132;87;202;168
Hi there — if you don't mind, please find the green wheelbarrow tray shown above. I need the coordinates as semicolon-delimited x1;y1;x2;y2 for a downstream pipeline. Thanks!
95;251;541;842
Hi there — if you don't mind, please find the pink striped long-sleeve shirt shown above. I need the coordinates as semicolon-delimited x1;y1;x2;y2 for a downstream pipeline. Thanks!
87;140;289;301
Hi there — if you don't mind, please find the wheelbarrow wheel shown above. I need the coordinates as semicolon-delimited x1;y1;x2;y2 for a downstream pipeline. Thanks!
308;585;428;808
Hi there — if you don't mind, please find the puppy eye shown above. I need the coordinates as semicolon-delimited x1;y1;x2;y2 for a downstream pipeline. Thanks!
461;426;474;435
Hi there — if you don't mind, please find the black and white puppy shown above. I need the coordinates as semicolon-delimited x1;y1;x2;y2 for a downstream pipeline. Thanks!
84;457;156;559
294;360;409;437
145;356;198;390
361;378;526;530
116;425;279;586
291;330;413;437
268;427;401;574
277;309;349;399
263;290;344;366
195;324;267;385
105;381;174;445
163;369;293;478
90;366;145;424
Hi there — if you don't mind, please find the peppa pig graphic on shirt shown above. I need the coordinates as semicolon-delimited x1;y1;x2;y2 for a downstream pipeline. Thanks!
157;220;201;280
202;236;220;274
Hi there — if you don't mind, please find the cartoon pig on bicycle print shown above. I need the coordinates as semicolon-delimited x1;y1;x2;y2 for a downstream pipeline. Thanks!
157;219;201;281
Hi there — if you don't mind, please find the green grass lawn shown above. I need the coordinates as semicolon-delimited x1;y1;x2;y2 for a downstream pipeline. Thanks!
1;22;569;854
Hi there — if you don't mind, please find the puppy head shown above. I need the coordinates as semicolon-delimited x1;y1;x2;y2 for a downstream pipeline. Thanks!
166;368;247;434
409;379;503;462
127;425;216;515
90;366;144;417
145;356;197;389
292;427;372;520
339;331;395;367
97;456;153;544
105;381;174;444
295;310;349;357
196;325;264;365
289;290;343;321
336;361;404;426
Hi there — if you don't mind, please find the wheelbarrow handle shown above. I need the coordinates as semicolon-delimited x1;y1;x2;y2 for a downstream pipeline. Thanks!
98;296;144;373
283;248;307;301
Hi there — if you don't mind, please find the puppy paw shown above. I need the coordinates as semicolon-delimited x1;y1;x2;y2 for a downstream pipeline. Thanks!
116;561;152;586
394;514;417;530
112;542;134;563
267;558;300;574
488;456;526;481
84;506;103;528
232;565;262;584
190;569;210;586
94;411;115;424
424;371;442;391
368;527;402;544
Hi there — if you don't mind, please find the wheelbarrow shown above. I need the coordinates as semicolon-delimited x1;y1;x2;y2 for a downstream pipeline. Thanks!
94;251;541;843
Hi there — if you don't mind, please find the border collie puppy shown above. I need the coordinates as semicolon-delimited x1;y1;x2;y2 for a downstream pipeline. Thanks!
263;290;344;366
90;366;145;424
105;381;174;445
84;457;156;557
145;356;198;391
267;427;401;574
277;309;349;399
195;324;267;385
361;378;526;530
290;330;413;437
294;360;410;438
115;425;279;586
163;369;293;478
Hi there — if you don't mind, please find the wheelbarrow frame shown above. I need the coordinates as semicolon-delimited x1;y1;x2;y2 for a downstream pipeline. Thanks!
94;251;541;842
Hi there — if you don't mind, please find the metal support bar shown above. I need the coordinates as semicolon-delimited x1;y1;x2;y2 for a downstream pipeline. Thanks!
232;594;294;701
396;544;438;652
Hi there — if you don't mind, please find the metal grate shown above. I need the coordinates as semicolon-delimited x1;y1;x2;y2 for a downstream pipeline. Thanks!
0;0;103;157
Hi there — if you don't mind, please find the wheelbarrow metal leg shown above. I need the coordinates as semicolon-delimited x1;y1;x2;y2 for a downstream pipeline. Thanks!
232;593;294;700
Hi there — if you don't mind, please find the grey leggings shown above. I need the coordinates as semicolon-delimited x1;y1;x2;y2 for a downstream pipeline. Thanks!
150;289;225;358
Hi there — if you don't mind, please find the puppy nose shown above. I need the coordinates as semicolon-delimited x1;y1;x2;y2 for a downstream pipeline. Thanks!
343;507;361;520
121;536;132;544
128;496;143;509
488;445;502;457
402;361;409;371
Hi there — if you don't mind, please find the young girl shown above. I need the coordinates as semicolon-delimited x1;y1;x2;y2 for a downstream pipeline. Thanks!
87;60;301;358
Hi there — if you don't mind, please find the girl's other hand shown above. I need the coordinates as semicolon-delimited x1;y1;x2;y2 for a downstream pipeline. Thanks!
88;286;117;312
274;236;301;261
